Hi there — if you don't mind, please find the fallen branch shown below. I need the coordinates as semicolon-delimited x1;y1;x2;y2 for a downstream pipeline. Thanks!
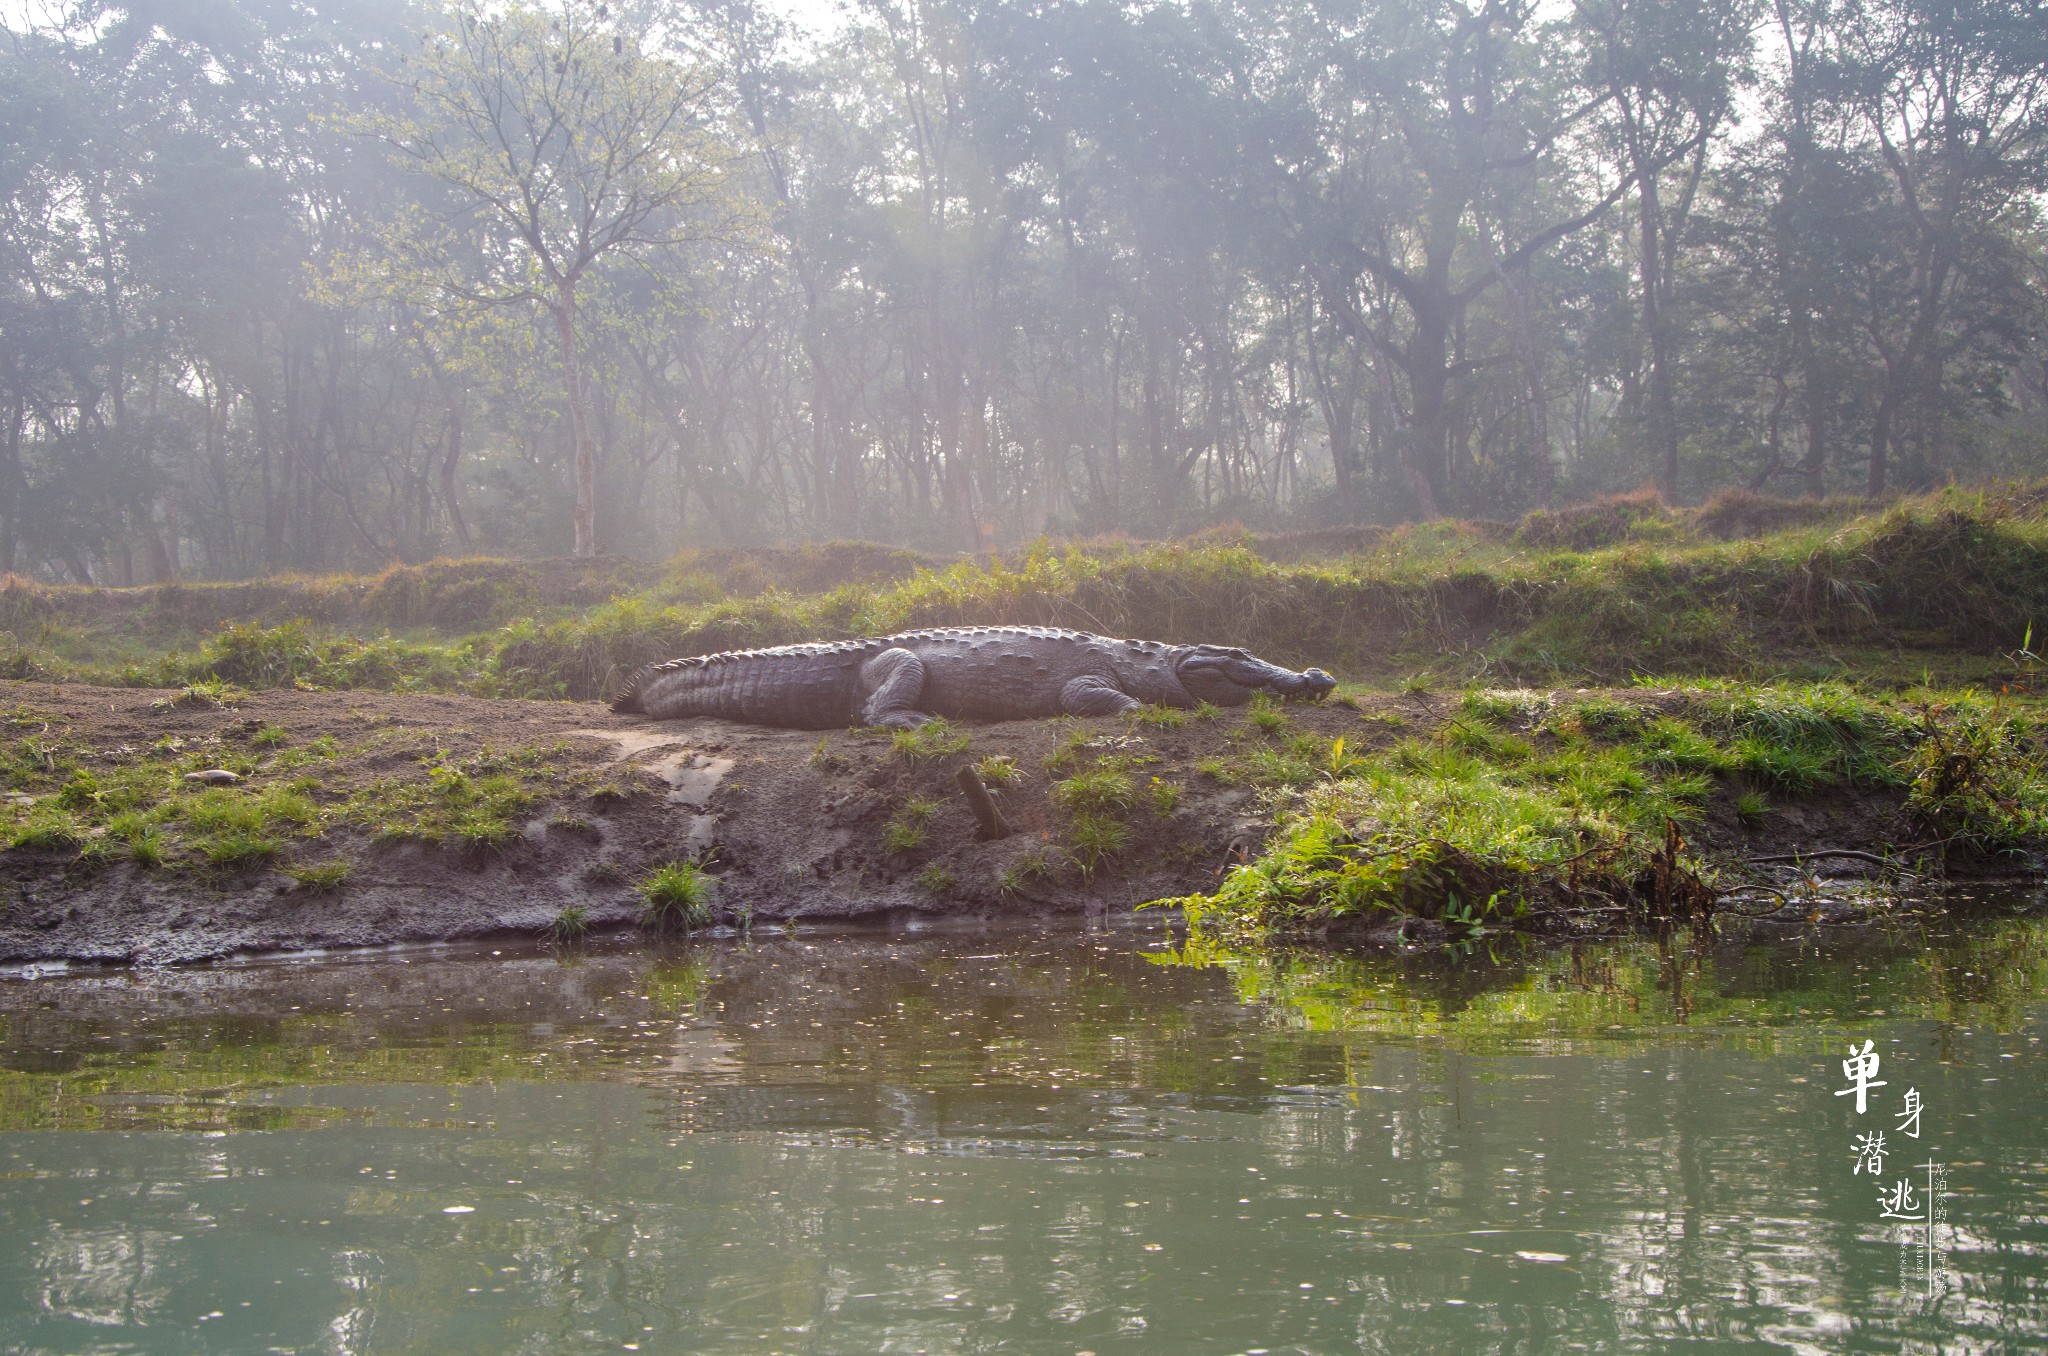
955;765;1011;841
1747;848;1901;868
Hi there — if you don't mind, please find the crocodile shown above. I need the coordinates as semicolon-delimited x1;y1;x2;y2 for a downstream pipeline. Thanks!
611;626;1336;729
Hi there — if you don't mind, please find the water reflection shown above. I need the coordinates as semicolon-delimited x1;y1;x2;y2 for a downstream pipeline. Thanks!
0;918;2041;1353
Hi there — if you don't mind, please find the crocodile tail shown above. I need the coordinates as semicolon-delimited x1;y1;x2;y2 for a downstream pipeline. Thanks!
611;667;648;715
608;645;871;727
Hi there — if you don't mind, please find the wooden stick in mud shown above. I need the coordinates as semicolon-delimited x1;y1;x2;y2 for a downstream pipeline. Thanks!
955;765;1011;841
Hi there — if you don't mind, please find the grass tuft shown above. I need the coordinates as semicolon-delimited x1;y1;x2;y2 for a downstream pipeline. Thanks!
1147;776;1181;816
637;861;715;931
1051;767;1135;816
884;797;938;852
547;903;592;944
997;849;1055;896
1066;812;1131;877
973;754;1022;789
284;858;351;892
1245;691;1290;736
891;719;970;761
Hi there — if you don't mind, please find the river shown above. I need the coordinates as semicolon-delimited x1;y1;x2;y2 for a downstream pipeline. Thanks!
0;910;2043;1353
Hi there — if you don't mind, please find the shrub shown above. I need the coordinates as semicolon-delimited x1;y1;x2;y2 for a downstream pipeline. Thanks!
1900;713;2048;852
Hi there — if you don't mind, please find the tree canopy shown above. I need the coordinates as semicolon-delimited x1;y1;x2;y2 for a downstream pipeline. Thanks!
1;0;2042;581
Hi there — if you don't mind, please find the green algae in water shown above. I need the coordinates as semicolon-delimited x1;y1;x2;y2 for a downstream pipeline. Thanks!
0;920;2042;1353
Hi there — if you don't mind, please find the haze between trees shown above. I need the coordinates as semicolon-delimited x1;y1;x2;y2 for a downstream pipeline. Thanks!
1;0;2043;582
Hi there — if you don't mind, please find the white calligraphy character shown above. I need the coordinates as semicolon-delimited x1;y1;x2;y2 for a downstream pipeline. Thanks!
1895;1087;1923;1139
1851;1131;1887;1176
1836;1039;1887;1114
1878;1178;1924;1220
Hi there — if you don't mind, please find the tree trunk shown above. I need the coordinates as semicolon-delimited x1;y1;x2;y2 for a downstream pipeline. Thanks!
0;396;21;574
1638;174;1680;498
1499;268;1553;509
1791;307;1829;497
1868;383;1896;497
1304;317;1359;519
555;282;597;557
440;400;473;550
1404;301;1451;520
146;498;177;582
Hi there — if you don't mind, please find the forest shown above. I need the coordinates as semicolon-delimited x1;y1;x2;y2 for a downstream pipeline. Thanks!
3;0;2045;582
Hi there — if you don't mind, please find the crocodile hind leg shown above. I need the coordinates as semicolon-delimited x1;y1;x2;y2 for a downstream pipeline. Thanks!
1059;675;1142;717
858;647;931;729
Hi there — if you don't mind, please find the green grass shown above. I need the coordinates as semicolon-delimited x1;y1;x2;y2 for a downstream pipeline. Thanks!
891;718;970;761
1131;704;1187;729
198;828;281;867
1245;692;1290;736
1898;707;2048;851
342;745;560;848
918;864;956;894
0;721;586;876
997;849;1055;896
106;813;165;867
973;754;1022;788
547;903;592;943
54;770;101;812
284;858;351;892
637;861;715;931
1163;682;2036;941
1147;776;1181;816
2;483;2048;702
1461;687;1547;727
1043;722;1098;774
1066;813;1131;876
1049;750;1153;876
8;809;81;852
884;796;939;853
1051;767;1136;816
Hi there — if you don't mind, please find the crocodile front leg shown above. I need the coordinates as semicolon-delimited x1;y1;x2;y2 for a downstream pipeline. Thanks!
1059;675;1142;717
859;647;931;728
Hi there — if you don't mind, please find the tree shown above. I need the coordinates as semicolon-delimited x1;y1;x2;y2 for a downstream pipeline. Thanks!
1826;0;2048;493
1288;0;1636;518
1576;0;1755;496
348;0;743;556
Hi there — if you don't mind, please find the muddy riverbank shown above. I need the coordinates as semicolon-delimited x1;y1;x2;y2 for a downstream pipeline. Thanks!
0;677;1976;965
0;679;1321;964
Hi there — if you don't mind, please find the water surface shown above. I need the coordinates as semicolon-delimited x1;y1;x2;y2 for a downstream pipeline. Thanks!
0;915;2044;1354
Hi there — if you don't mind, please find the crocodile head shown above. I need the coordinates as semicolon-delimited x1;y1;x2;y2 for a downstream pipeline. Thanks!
1171;645;1336;706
